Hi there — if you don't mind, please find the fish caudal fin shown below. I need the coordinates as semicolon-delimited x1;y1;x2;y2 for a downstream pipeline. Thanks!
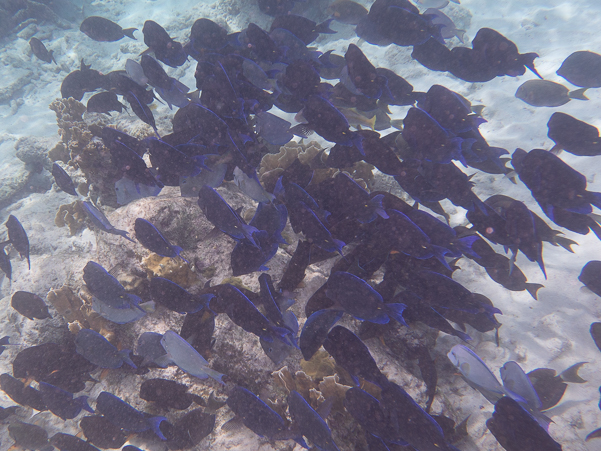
385;303;408;326
119;349;137;369
525;283;544;300
122;27;138;40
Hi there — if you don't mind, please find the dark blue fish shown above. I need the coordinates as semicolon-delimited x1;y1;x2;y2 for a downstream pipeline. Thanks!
258;273;292;331
326;271;406;325
38;381;92;420
279;239;312;291
83;261;139;309
226;386;287;438
250;202;288;245
180;308;215;359
6;215;30;270
150;277;213;313
377;67;424;106
60;59;109;101
75;329;136;369
142;20;187;67
0;373;46;411
134;218;187;262
222;284;293;346
51;432;101;451
87;91;126;115
256;111;294;146
288;390;339;451
187;18;229;54
300;95;363;151
547;112;601;157
80;16;136;41
512;148;601;217
418;84;484;135
51;163;77;196
140;378;205;410
344;43;389;99
96;391;167;439
243;23;282;62
377;209;452;269
125;91;159;137
270;14;335;45
402;107;463;164
80;416;127;449
406;270;503;323
322;172;388;224
299;309;343;361
231;231;279;276
164;408;215;449
380;380;455;451
293;201;345;255
136;331;169;367
29;37;56;64
579;261;601;297
487;397;562;451
407;209;478;258
323;326;387;386
344;387;407;445
556;50;601;88
504;200;546;278
81;201;135;242
198;185;259;246
261;309;298;365
11;291;51;320
395;291;471;342
270;27;320;62
412;37;454;72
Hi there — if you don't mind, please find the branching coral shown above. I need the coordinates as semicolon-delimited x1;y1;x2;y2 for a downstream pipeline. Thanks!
48;98;120;206
46;285;113;341
142;254;198;288
55;200;87;235
258;140;375;191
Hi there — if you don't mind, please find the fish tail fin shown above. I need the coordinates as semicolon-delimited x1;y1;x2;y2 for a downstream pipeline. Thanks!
525;283;544;300
77;395;94;413
537;257;547;280
203;367;225;384
119;349;137;369
586;427;601;442
432;244;453;271
555;236;578;252
588;192;601;210
559;361;588;383
590;220;601;241
550;144;563;155
453;329;472;342
456;235;480;259
122;28;138;40
115;228;135;243
520;52;542;79
333;238;346;257
242;224;260;247
148;416;168;440
568;88;589;101
456;29;467;43
369;194;389;220
50;50;57;65
385;303;407;326
315;18;336;34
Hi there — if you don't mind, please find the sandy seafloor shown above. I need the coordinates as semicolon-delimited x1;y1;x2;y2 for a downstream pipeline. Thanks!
2;0;601;449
